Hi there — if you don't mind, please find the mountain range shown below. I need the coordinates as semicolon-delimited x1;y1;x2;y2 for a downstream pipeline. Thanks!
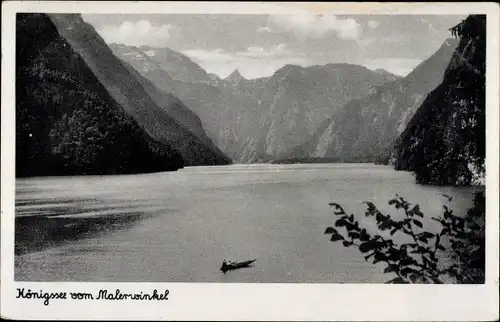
111;43;406;162
287;38;458;163
17;13;474;178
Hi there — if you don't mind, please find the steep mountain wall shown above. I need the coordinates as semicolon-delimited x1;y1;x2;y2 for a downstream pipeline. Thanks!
111;43;397;163
48;14;231;166
288;38;458;163
16;13;184;177
394;15;485;185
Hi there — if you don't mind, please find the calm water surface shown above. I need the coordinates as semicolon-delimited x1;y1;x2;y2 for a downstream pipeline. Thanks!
15;164;479;282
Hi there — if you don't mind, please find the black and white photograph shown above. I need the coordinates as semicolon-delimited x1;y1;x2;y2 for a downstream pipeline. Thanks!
1;1;499;321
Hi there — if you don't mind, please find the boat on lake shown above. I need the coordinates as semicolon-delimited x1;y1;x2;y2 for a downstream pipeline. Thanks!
220;259;257;273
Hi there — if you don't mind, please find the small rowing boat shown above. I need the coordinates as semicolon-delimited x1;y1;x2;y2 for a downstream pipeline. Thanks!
220;259;257;273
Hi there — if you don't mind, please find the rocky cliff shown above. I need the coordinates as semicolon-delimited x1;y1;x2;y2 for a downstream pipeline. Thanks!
110;43;398;163
48;14;231;166
16;13;184;176
288;38;458;163
394;15;485;185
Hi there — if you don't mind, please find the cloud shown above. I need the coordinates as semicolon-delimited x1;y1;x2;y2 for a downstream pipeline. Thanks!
182;44;308;79
363;58;423;77
367;20;380;29
269;13;362;40
237;43;291;58
257;26;271;33
96;20;174;47
183;44;294;63
182;48;234;64
416;17;440;34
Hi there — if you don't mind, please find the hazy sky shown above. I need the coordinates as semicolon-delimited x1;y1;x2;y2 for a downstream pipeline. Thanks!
83;14;465;79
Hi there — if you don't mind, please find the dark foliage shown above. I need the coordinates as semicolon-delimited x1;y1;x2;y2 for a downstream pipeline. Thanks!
48;14;231;166
324;192;485;283
16;13;184;177
394;15;486;185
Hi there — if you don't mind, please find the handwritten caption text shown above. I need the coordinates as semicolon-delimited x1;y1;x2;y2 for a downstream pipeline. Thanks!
16;288;170;306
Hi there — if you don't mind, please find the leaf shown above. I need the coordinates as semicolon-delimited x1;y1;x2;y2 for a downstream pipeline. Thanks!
440;228;450;236
418;237;428;243
348;231;360;239
431;217;445;225
359;230;370;241
413;219;423;228
330;233;344;242
466;220;481;230
335;219;347;227
409;274;418;283
374;251;385;261
342;240;351;247
441;194;452;202
390;228;398;236
365;253;375;261
412;204;423;217
359;242;374;253
416;247;431;256
324;227;337;234
388;198;398;205
363;201;376;210
420;232;435;239
430;276;444;284
385;277;407;284
401;267;419;277
328;203;346;215
434;234;441;247
384;265;397;273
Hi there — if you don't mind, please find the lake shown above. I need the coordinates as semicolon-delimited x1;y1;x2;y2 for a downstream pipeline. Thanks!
14;163;480;283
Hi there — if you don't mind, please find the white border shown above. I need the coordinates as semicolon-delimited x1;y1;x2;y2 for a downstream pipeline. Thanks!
1;2;499;321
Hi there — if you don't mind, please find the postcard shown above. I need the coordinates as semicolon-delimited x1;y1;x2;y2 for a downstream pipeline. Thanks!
1;1;499;320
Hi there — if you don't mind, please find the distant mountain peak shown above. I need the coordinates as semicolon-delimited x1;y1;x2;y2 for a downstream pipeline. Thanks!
276;64;301;73
111;44;213;84
372;68;401;81
225;69;246;82
374;68;392;74
209;72;220;79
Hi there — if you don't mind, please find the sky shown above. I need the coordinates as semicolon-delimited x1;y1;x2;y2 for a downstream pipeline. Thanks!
83;13;466;79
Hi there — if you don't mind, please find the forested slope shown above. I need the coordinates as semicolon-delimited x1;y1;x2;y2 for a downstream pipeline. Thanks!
394;15;486;185
16;13;184;177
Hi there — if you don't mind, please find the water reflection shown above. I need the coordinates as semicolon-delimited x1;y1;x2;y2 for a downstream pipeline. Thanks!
15;200;150;255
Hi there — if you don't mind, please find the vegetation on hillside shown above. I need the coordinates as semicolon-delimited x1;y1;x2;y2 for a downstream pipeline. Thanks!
16;13;184;177
394;15;486;185
49;14;231;167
